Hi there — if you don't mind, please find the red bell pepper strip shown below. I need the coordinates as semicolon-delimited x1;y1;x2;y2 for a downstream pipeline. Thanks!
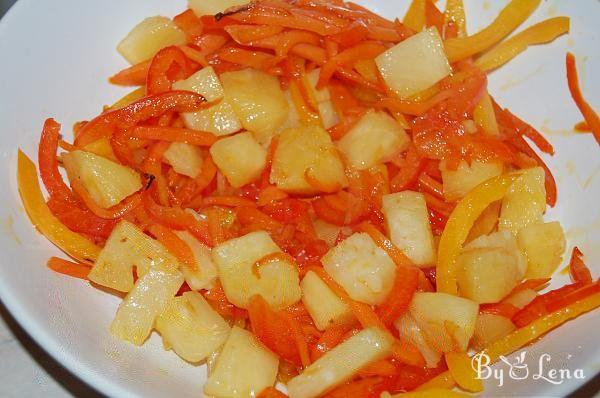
566;52;600;145
74;91;208;147
569;246;592;284
147;46;197;94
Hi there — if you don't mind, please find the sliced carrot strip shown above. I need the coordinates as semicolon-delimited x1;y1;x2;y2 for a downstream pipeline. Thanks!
47;256;91;280
148;223;197;271
566;52;600;145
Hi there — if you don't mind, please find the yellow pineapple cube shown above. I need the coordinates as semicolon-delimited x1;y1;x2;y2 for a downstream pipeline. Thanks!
211;231;301;309
173;66;242;136
189;0;250;16
471;313;516;351
517;221;566;279
110;267;184;345
204;326;279;398
457;230;527;303
499;167;546;235
163;142;203;178
220;69;289;142
410;292;478;352
209;132;267;188
394;313;442;368
376;27;451;98
62;150;142;208
306;69;340;129
117;16;186;64
270;125;348;195
301;270;354;331
337;110;410;170
174;231;218;290
287;327;394;398
440;159;504;202
156;291;230;362
382;191;436;266
88;220;178;292
322;233;396;305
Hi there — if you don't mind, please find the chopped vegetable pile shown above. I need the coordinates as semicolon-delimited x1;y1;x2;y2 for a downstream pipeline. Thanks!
16;0;600;397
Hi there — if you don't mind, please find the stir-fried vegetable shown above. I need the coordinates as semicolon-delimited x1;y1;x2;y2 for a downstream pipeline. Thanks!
16;0;600;396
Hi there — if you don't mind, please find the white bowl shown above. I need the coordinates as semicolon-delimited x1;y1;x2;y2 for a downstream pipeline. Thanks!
0;0;598;397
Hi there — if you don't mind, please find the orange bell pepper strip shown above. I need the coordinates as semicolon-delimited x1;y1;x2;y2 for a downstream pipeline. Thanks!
47;256;92;280
17;150;101;263
566;52;600;145
475;17;569;71
444;0;541;62
257;387;288;398
512;282;583;327
569;246;592;284
445;351;483;392
109;60;151;86
147;46;197;94
74;91;207;147
437;174;519;294
403;0;426;32
444;0;466;38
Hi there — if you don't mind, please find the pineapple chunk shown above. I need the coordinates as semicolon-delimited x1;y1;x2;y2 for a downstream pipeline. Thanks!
313;219;349;247
395;313;442;368
337;110;410;170
117;16;186;64
301;270;354;331
287;327;394;398
517;221;566;279
174;231;218;290
279;90;302;131
457;230;527;303
306;69;340;129
322;233;396;305
499;167;546;235
163;142;203;178
204;326;279;398
210;132;267;188
82;138;118;162
410;292;478;353
440;159;504;202
63;150;142;209
110;267;184;345
89;220;177;292
211;231;301;309
382;191;436;266
189;0;250;16
457;248;521;304
173;66;242;136
471;313;516;351
375;27;451;98
156;292;230;362
220;69;289;142
503;288;537;309
270;125;348;195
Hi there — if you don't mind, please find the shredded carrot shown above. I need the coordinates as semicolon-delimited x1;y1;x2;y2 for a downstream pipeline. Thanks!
47;256;91;280
566;52;600;145
148;223;197;271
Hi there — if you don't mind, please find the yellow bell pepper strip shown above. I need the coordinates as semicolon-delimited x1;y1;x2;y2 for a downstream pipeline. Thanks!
444;0;541;62
484;292;600;362
415;292;600;394
403;0;426;32
473;91;500;136
444;0;467;38
415;370;456;391
17;150;101;263
437;174;519;294
384;388;471;397
109;87;146;110
445;351;484;392
475;17;570;71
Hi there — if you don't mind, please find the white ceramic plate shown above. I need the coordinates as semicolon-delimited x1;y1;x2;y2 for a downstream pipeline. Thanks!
0;0;598;397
